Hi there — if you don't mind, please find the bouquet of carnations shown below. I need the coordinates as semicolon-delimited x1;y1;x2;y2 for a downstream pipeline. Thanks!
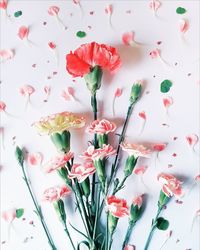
15;42;183;250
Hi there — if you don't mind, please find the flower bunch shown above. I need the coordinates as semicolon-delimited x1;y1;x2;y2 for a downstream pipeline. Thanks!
14;42;183;250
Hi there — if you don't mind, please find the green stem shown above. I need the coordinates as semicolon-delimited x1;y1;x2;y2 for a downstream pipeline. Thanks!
92;185;101;241
144;206;163;250
112;175;129;195
122;222;136;249
21;166;57;250
64;224;76;250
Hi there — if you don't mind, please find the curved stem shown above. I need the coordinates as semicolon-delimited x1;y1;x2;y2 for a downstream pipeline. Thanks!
21;166;57;250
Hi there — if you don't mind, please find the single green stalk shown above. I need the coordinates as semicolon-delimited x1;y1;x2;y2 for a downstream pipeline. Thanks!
122;222;136;250
144;206;163;250
21;165;57;250
64;224;76;250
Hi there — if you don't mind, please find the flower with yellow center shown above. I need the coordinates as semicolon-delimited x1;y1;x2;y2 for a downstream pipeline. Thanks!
33;112;86;135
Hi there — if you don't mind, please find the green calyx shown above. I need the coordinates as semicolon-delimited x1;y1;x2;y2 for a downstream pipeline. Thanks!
129;204;143;223
158;190;171;208
108;213;119;235
50;130;71;153
81;177;90;198
15;146;24;167
84;65;103;95
124;155;137;177
97;134;108;148
129;83;142;104
53;199;66;226
94;159;106;190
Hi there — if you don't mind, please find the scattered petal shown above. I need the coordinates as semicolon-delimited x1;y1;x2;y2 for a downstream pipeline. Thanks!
0;49;14;62
48;6;59;16
163;97;173;108
18;26;29;40
122;31;134;46
139;111;146;120
186;134;198;147
112;88;123;116
179;19;189;33
149;0;161;11
134;165;148;175
48;41;56;49
27;152;43;166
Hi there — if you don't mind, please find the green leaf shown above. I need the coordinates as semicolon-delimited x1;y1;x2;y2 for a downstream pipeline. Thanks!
15;146;24;166
14;10;22;17
176;7;186;14
160;79;173;93
16;208;24;218
156;217;169;230
76;31;87;38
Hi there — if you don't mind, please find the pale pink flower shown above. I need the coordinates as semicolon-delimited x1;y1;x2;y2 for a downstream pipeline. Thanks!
132;195;143;208
1;209;16;223
121;142;151;158
27;152;43;166
80;144;116;161
18;26;29;40
87;119;116;135
157;173;183;197
68;162;96;183
43;152;74;173
107;196;129;218
43;185;71;203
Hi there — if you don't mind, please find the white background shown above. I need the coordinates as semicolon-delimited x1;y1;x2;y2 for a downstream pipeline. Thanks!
0;1;200;250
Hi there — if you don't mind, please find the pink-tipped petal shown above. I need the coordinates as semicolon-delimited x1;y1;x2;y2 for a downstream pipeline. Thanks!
18;26;29;40
186;134;199;147
179;19;189;33
48;6;60;16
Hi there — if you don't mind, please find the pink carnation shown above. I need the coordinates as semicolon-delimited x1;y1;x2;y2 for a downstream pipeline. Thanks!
87;119;116;135
68;162;96;183
43;185;71;203
80;144;116;161
43;152;74;173
132;195;143;208
107;196;129;218
157;173;183;197
121;142;151;158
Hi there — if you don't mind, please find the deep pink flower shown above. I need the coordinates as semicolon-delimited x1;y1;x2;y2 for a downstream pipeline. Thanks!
107;196;129;218
68;162;96;183
43;185;71;203
87;119;116;135
80;144;116;161
66;42;121;77
43;152;74;173
157;173;183;197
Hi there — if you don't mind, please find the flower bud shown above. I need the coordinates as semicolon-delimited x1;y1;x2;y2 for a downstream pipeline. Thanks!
129;82;142;104
108;213;119;235
15;146;24;167
158;190;170;208
50;130;71;153
84;65;103;95
129;196;143;223
53;199;66;226
124;155;137;177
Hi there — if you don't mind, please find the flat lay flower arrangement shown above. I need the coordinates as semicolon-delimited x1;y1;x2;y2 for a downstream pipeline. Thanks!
0;1;199;250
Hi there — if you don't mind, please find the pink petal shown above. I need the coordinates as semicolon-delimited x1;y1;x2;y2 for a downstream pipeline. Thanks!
149;49;160;58
2;209;16;223
195;175;200;182
0;101;6;112
122;32;134;46
105;4;113;14
124;245;135;250
0;0;7;10
18;26;29;40
67;87;74;96
149;0;161;11
28;152;43;166
0;49;15;61
114;88;122;97
179;19;189;33
61;90;71;101
48;42;56;49
73;0;80;4
134;165;148;175
48;6;59;16
153;143;167;152
163;97;173;108
19;85;35;96
44;86;51;95
186;134;199;146
138;111;146;120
